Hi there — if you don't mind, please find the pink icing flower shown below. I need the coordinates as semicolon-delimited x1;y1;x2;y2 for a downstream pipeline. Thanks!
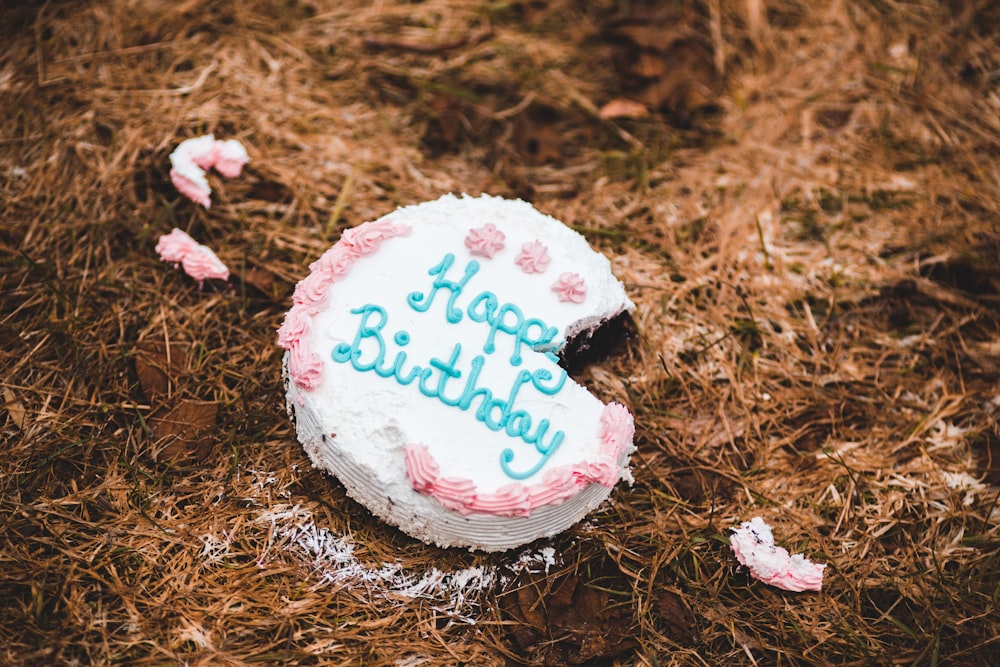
515;240;551;273
573;457;620;488
729;517;826;592
467;482;532;517
430;477;478;514
527;466;586;507
309;243;362;277
552;272;586;303
155;228;229;285
464;223;505;258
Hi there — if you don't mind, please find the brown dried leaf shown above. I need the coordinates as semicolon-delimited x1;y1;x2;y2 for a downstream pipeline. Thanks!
3;387;28;431
501;567;635;665
148;399;217;463
242;266;282;297
134;339;190;401
655;588;699;645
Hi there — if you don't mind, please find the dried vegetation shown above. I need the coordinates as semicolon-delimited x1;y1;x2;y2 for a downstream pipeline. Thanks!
2;0;999;665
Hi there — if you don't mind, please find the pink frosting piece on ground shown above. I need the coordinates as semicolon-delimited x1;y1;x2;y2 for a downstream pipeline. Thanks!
155;228;230;285
169;169;212;208
168;134;249;207
729;517;826;592
213;139;250;178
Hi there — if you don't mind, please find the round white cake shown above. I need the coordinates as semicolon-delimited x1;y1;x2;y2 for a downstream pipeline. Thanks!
278;194;636;551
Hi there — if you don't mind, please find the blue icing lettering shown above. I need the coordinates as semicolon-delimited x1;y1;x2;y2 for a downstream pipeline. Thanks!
469;289;560;366
500;423;565;479
331;304;386;372
406;253;479;324
332;253;573;480
418;343;463;399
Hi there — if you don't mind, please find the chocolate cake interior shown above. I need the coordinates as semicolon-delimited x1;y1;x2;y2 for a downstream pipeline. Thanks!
555;310;637;375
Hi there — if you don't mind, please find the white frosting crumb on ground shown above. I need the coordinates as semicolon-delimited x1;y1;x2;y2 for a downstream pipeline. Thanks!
730;516;826;592
252;503;555;620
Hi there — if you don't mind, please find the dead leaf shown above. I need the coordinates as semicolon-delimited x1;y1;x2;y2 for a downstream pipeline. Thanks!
3;387;28;431
242;266;283;297
134;339;191;401
148;398;217;462
500;565;635;665
607;7;718;118
655;588;699;645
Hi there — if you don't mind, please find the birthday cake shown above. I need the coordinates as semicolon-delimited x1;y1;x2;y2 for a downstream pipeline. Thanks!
278;194;636;551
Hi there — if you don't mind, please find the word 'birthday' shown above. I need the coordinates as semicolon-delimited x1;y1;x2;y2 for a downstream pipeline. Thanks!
331;253;568;479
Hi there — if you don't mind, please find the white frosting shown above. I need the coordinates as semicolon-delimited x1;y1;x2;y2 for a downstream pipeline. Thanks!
283;194;635;551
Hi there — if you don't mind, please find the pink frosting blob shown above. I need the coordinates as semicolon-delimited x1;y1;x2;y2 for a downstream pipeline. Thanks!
169;170;212;209
155;228;229;285
169;135;249;207
729;517;826;592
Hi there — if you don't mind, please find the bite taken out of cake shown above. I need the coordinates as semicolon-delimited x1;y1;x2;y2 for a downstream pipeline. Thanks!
278;194;637;552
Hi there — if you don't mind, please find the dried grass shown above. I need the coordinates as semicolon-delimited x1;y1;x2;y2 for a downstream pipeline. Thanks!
2;0;999;665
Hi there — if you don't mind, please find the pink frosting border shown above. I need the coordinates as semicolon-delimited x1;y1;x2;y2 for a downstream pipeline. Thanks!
403;402;634;517
276;218;411;391
279;217;636;517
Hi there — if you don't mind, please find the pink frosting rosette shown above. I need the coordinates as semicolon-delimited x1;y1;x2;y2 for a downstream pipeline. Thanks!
573;457;620;488
599;402;635;460
515;240;551;273
309;244;361;277
404;444;441;493
526;466;586;507
465;223;506;258
341;219;411;255
287;343;324;392
292;270;337;312
430;477;478;514
552;272;587;303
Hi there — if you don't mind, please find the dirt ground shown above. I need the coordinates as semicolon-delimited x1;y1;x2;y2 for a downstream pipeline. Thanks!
2;0;999;665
